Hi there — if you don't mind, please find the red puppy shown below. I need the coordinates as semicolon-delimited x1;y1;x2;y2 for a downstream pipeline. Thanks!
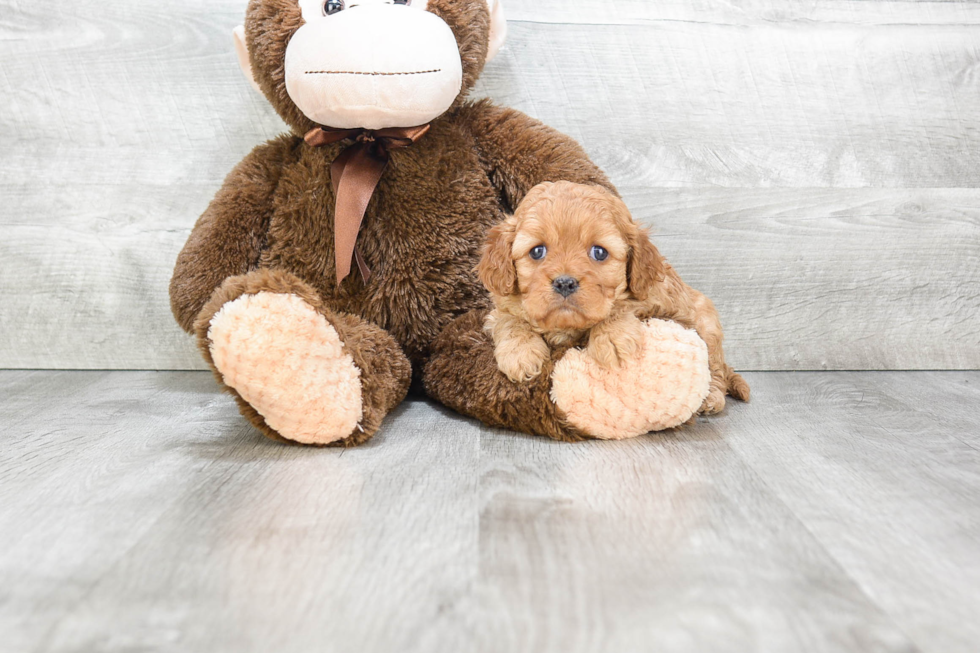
478;181;749;414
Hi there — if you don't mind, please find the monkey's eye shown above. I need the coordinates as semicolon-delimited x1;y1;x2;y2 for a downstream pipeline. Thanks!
590;246;609;262
324;0;344;15
529;245;547;261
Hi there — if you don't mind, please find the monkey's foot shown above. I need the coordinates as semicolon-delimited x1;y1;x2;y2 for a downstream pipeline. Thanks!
550;319;711;440
207;292;363;445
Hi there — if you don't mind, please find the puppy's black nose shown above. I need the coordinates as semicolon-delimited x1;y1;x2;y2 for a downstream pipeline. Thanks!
552;276;579;298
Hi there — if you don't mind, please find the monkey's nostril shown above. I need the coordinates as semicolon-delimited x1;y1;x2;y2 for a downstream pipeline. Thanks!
552;276;579;298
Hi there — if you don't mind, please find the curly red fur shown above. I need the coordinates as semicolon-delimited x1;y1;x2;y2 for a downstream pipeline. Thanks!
480;181;750;413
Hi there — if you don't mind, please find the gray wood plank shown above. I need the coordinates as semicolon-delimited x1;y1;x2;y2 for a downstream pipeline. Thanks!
624;187;980;372
0;372;258;653
2;0;979;370
479;15;980;189
722;372;980;653
9;371;980;651
464;425;917;653
0;372;482;653
506;0;980;26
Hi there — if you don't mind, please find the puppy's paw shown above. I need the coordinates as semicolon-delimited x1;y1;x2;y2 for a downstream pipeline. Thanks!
699;389;726;415
587;319;644;369
495;337;550;383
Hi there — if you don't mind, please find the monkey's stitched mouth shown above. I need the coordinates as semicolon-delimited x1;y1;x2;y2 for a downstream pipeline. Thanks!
305;69;443;76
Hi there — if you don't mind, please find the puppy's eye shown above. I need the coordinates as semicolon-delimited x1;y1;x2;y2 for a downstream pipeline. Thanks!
590;246;609;262
393;0;412;4
529;245;547;261
324;0;344;15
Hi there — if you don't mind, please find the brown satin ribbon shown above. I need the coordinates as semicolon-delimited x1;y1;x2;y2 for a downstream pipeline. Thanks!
304;124;431;284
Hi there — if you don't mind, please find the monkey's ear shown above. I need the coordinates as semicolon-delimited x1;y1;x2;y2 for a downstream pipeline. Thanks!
486;0;507;63
477;219;519;297
628;230;666;301
233;25;263;93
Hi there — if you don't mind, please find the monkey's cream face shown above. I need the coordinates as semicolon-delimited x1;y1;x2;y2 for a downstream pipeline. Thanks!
284;0;463;130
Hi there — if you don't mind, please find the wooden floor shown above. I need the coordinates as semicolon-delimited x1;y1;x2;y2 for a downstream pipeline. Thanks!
2;371;978;653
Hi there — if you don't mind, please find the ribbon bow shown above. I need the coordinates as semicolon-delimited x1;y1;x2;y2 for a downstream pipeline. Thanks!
304;124;431;284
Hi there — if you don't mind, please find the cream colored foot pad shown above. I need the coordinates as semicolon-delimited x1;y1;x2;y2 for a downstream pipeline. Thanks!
551;319;711;440
208;292;363;445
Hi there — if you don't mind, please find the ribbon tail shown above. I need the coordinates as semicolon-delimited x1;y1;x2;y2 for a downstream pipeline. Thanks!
354;248;372;283
334;146;388;285
330;146;357;196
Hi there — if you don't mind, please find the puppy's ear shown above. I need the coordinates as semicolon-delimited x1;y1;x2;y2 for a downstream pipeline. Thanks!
478;219;519;296
628;229;666;301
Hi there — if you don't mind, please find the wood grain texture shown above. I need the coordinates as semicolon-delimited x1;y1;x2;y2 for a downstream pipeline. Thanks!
506;0;980;26
0;371;482;653
1;0;978;370
475;16;980;188
722;371;980;653
467;425;913;653
625;187;980;371
2;370;979;652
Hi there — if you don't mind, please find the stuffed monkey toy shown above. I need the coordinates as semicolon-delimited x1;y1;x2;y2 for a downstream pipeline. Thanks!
170;0;715;445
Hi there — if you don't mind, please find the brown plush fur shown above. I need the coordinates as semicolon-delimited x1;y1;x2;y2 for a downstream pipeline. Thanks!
478;182;750;413
423;311;592;442
171;0;616;444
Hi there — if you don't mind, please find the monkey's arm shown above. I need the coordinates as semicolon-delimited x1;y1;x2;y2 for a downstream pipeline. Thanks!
461;99;617;210
169;136;297;333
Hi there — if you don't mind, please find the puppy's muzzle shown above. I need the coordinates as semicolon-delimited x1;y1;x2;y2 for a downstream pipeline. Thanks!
552;276;580;298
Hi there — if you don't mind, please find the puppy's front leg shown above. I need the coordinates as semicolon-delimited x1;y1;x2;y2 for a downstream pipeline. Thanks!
587;311;645;369
485;311;551;383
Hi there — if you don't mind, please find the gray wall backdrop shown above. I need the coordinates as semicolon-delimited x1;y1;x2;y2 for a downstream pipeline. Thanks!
2;0;978;371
